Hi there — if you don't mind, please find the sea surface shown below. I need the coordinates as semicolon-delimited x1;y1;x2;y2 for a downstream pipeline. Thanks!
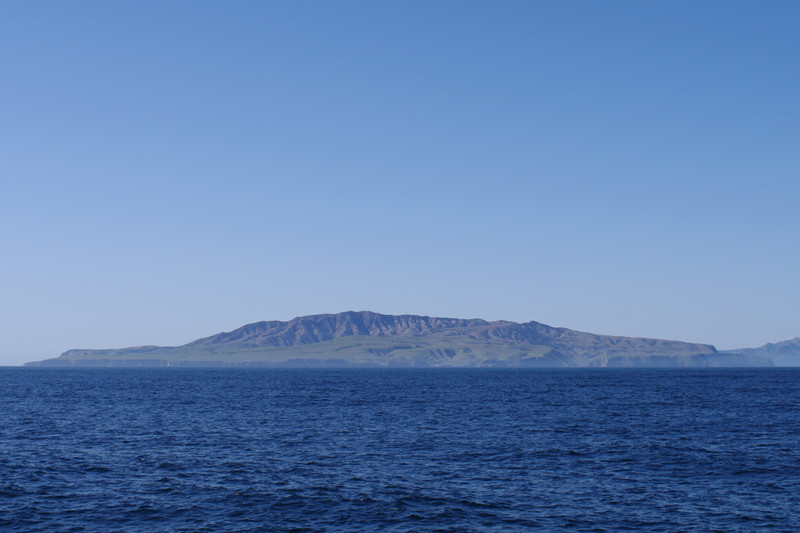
1;368;799;532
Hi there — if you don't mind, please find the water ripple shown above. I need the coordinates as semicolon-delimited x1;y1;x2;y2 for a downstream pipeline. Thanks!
2;368;800;531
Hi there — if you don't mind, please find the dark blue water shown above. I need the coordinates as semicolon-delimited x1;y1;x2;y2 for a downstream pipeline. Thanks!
2;368;799;531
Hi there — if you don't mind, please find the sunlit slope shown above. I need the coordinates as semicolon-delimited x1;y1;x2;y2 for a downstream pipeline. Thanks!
27;311;772;367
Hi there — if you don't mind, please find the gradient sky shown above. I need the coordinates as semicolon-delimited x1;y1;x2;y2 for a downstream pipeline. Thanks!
1;1;798;365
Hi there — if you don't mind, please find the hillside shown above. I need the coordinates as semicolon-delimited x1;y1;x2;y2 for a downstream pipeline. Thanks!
722;338;800;367
26;311;773;368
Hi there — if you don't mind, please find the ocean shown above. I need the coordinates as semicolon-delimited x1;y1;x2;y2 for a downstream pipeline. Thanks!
2;368;799;531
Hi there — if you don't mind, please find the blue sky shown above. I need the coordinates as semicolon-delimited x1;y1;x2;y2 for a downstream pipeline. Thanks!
1;1;798;364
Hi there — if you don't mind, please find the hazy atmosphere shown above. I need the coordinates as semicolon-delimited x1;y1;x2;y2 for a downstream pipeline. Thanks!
2;1;798;365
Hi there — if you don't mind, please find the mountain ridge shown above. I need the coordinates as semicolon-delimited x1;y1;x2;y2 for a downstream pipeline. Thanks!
26;311;777;368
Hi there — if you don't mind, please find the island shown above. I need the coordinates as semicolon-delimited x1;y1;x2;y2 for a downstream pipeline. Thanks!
25;311;779;368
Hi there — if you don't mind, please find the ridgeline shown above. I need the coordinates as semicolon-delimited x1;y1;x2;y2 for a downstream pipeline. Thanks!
26;311;779;368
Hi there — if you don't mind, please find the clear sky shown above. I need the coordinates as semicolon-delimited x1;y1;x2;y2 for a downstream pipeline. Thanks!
1;1;798;365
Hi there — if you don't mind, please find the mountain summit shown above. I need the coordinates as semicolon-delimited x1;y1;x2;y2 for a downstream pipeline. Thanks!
27;311;773;368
